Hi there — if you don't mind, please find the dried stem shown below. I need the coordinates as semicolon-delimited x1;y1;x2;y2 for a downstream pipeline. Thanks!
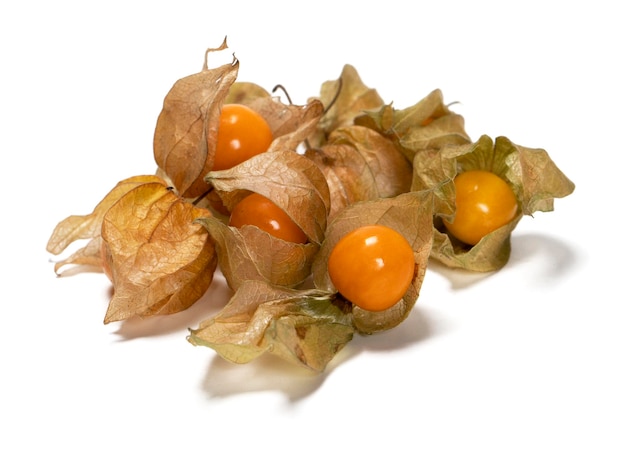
324;77;343;113
192;186;213;206
272;84;293;105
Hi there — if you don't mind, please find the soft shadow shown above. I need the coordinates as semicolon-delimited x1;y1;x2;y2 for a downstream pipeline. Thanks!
426;232;578;290
350;306;439;353
202;353;329;402
427;259;495;290
200;307;442;402
112;276;232;340
507;232;579;282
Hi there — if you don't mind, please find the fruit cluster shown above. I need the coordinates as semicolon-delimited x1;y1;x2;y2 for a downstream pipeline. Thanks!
47;39;574;372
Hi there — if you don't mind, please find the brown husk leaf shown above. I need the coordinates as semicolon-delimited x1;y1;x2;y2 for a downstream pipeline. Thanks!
224;81;271;105
205;150;331;245
153;40;325;200
412;134;575;271
250;97;325;154
46;175;167;275
188;280;354;372
355;89;471;161
101;181;217;323
307;64;385;148
225;81;326;156
305;125;412;220
312;191;434;334
153;38;238;199
198;150;330;290
196;217;319;290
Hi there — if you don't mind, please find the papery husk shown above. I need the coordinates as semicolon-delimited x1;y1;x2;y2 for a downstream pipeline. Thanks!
226;81;326;156
412;134;575;272
355;89;471;161
101;182;217;323
307;64;385;148
196;217;319;290
205;150;331;245
46;175;167;275
153;43;325;201
198;150;330;290
224;81;271;105
188;280;354;372
225;81;326;156
431;214;523;272
305;125;413;220
153;38;238;199
305;142;377;221
312;191;434;334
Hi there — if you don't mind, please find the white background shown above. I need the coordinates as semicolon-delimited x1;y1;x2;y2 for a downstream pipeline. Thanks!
2;1;624;449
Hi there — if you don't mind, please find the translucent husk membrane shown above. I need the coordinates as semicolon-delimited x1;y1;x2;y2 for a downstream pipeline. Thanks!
412;135;575;271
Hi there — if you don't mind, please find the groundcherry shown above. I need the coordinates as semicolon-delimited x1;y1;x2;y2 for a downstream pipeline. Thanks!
213;104;273;171
444;170;518;246
228;193;308;244
328;224;415;312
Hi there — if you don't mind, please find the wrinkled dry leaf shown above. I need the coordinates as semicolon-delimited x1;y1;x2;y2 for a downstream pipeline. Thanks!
305;142;378;221
224;81;271;105
49;237;105;275
356;89;471;161
188;280;354;372
153;41;325;200
224;82;325;153
308;64;385;148
46;175;167;275
430;215;523;272
205;150;331;245
198;150;329;289
305;125;412;220
101;181;217;323
412;134;575;271
312;191;434;334
153;38;238;199
225;81;327;156
196;216;319;290
246;97;325;154
498;138;576;215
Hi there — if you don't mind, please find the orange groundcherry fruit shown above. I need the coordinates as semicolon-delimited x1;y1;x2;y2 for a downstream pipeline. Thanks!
212;104;273;171
228;192;308;244
328;224;415;312
444;170;518;246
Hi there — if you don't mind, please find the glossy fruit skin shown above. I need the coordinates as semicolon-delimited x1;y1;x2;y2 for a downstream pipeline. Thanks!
443;170;519;246
228;193;308;244
213;104;273;171
327;225;415;312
